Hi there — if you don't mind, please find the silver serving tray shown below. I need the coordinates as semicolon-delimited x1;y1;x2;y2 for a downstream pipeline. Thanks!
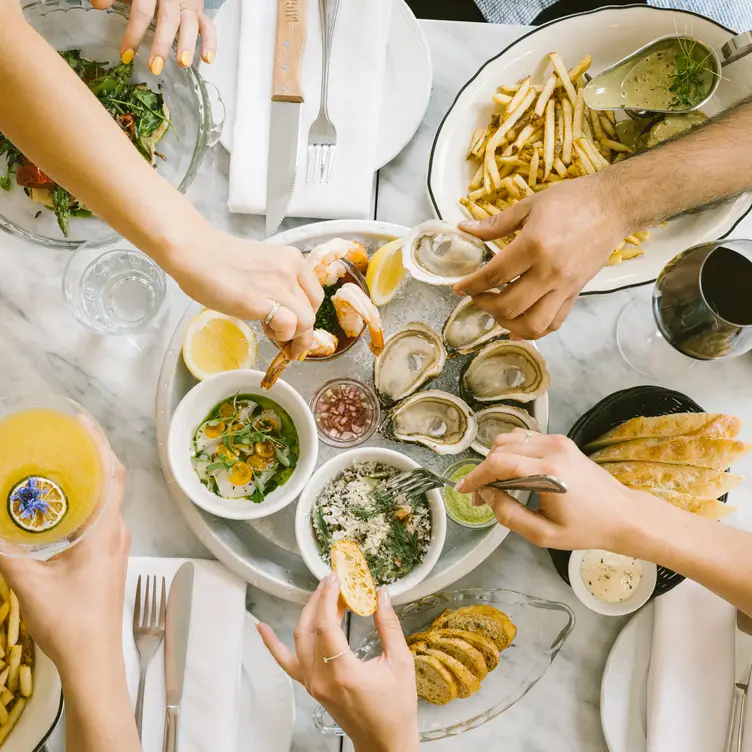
155;220;549;604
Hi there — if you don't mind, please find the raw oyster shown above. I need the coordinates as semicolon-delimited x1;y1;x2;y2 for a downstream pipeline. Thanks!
462;341;550;404
374;323;447;403
382;390;477;455
471;405;541;457
402;220;489;286
442;297;508;355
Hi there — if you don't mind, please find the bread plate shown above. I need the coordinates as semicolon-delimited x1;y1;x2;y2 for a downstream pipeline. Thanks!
427;5;752;295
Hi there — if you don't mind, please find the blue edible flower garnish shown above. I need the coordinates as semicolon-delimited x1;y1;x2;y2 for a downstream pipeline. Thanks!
9;477;50;521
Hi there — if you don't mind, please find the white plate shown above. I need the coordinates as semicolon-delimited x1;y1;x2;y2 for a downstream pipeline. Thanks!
238;612;295;752
600;602;655;752
427;6;752;295
202;0;432;169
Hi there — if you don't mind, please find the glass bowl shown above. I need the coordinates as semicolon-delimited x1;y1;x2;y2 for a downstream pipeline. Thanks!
442;458;497;529
313;588;575;741
0;0;224;250
309;378;380;448
0;393;116;559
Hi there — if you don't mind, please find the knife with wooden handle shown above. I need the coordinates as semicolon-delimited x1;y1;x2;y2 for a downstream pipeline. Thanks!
265;0;308;236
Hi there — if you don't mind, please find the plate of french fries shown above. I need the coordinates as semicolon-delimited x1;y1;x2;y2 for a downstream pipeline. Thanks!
427;6;752;294
0;574;61;752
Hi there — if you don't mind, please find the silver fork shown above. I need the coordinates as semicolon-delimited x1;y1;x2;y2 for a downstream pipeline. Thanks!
381;467;568;498
133;575;167;739
306;0;341;183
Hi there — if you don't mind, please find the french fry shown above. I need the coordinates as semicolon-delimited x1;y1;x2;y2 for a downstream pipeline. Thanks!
625;234;641;246
505;76;532;118
467;127;486;158
19;666;31;699
485;88;536;157
7;593;18;649
0;691;11;707
492;92;513;106
566;54;592;83
554;101;563;159
599;114;617;140
567;164;580;178
553;158;568;178
502;176;521;199
459;197;491;221
485;147;502;191
499;161;518;181
634;230;650;242
562;98;573;165
601;138;632;153
543;99;555;180
498;83;520;95
0;667;9;690
528;148;540;187
468;163;484;191
478;201;502;215
467;187;489;202
605;109;617;125
534;72;558;117
6;646;21;694
588;107;605;144
0;576;9;606
511;124;535;152
621;246;644;261
607;251;623;266
0;604;9;628
578;137;609;171
573;88;585;139
573;142;597;174
0;703;8;726
582;115;594;141
549;52;577;106
0;698;26;743
513;174;535;197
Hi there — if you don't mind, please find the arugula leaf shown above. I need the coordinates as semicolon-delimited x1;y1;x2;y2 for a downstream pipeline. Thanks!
274;447;291;467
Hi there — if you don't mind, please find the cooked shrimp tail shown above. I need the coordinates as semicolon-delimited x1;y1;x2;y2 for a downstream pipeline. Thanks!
308;239;369;287
331;283;384;356
261;330;338;389
261;351;292;390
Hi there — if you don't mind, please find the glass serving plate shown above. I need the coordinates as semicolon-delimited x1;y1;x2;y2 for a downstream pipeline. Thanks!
313;588;575;741
1;0;223;250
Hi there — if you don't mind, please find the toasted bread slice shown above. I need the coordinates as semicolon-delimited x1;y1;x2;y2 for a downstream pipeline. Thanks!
432;629;500;672
465;605;517;647
430;608;511;652
421;648;481;698
330;539;377;617
406;631;433;647
423;635;487;680
414;655;458;705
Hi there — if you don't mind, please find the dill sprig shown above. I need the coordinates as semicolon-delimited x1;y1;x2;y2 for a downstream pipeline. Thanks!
669;38;715;110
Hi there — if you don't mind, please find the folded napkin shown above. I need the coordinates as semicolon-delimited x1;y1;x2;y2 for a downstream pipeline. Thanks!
228;0;391;220
647;579;736;752
123;558;247;752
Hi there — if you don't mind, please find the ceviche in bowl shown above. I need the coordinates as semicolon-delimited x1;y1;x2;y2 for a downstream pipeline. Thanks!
295;447;447;600
168;371;317;520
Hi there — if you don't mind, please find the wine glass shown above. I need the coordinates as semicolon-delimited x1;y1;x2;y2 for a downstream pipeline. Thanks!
616;239;752;378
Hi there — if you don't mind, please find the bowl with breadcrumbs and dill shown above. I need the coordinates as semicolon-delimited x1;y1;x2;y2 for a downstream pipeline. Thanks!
295;448;447;600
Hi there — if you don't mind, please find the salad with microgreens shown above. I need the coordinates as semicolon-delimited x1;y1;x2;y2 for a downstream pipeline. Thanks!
0;49;170;237
192;394;299;503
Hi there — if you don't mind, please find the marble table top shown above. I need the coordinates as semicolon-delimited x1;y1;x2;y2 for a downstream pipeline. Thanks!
4;16;752;752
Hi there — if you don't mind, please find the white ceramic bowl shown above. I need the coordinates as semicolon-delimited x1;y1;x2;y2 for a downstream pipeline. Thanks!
295;447;447;600
569;550;657;617
167;370;318;521
7;646;62;752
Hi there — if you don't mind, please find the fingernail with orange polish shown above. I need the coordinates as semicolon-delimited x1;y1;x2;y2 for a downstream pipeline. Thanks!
150;56;164;75
121;48;134;65
178;50;192;67
203;50;215;64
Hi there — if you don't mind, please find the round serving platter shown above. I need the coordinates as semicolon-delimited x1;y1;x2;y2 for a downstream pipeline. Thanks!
155;220;549;604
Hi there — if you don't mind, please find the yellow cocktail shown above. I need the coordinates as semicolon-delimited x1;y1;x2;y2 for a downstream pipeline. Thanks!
0;395;114;557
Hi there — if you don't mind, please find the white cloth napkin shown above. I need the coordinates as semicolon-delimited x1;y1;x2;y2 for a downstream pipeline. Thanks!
227;0;391;220
122;558;247;752
647;579;736;752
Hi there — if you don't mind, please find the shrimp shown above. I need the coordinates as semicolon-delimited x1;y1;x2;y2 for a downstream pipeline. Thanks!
307;239;369;287
331;283;384;356
261;329;338;390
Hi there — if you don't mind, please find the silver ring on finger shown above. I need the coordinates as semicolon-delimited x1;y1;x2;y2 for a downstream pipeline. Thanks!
523;430;533;445
322;647;351;664
263;301;282;327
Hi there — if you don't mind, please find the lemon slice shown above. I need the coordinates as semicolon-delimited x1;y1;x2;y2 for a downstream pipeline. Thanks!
366;238;406;306
183;310;258;380
9;476;68;533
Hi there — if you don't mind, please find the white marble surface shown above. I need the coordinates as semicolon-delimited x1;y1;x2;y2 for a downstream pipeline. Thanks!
3;16;752;752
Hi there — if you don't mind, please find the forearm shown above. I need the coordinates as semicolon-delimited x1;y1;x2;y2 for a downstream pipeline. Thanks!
0;4;210;271
616;491;752;615
596;96;752;230
61;654;140;752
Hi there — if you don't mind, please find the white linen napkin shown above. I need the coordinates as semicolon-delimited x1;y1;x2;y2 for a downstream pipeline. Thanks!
647;579;736;752
227;0;391;220
122;557;247;752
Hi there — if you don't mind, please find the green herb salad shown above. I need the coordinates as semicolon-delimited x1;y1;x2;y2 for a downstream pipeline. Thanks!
191;394;299;503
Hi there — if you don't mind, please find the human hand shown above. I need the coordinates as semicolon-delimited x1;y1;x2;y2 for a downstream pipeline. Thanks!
456;429;661;554
0;456;130;681
174;230;324;359
258;574;420;752
91;0;217;72
453;173;631;339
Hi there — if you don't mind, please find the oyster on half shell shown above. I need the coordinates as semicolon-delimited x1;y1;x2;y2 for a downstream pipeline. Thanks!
472;405;541;457
382;390;477;455
462;340;550;404
442;297;508;355
374;323;447;403
402;220;489;286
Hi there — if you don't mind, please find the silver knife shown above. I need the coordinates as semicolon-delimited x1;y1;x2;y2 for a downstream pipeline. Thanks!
163;562;194;752
265;0;308;236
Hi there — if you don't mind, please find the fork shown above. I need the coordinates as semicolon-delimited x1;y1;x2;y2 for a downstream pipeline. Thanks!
380;467;568;499
133;575;167;739
306;0;341;183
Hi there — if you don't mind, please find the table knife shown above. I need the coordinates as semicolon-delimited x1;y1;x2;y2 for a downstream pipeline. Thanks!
265;0;308;236
162;563;195;752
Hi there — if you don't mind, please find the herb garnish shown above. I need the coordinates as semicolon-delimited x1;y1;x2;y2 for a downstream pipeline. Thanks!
669;38;716;111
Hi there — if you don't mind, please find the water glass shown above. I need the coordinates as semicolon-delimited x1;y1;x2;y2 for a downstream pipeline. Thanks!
63;238;167;334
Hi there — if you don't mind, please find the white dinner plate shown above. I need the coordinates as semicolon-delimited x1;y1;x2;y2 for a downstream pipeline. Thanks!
202;0;432;169
238;612;295;752
600;602;655;752
427;6;752;295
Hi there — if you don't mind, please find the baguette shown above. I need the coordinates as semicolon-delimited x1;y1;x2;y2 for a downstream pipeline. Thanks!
330;539;377;617
414;655;458;705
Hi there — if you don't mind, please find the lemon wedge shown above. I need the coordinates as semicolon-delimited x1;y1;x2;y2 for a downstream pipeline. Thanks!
365;238;406;306
182;310;257;381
